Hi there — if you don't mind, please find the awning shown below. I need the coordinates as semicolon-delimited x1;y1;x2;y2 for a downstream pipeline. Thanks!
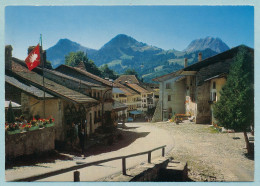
112;100;128;111
5;101;21;109
129;110;142;115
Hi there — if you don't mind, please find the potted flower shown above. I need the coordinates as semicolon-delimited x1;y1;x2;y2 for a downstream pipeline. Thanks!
44;118;55;127
7;122;21;135
28;117;39;131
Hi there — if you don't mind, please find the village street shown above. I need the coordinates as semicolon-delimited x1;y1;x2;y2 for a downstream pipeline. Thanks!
5;121;254;182
5;122;174;182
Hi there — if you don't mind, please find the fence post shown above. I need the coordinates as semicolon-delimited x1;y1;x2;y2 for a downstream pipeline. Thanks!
74;171;80;182
162;147;165;157
148;151;151;163
122;158;126;175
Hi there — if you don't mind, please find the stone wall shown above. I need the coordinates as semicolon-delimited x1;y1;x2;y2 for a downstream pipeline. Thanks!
151;101;162;122
196;82;211;124
5;83;22;105
194;58;232;124
5;127;55;159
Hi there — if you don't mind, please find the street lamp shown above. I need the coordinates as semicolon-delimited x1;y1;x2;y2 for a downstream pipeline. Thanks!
101;78;114;129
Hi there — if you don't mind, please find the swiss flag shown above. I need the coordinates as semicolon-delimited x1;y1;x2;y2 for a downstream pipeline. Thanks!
25;44;41;71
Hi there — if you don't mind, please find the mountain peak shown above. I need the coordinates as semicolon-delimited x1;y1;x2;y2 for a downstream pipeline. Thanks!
184;36;229;53
101;34;145;49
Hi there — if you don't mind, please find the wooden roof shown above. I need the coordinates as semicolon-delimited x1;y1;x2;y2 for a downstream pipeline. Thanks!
10;60;97;104
114;75;139;84
55;65;112;87
126;83;149;94
6;72;54;99
183;45;253;71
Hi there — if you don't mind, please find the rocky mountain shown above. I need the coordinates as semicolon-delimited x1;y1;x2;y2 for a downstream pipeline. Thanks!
184;36;230;53
90;34;163;66
46;39;97;68
46;35;228;82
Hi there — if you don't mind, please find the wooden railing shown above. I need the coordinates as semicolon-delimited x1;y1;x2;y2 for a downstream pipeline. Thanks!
12;145;166;182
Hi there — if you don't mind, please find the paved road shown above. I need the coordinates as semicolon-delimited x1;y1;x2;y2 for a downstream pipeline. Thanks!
5;122;174;181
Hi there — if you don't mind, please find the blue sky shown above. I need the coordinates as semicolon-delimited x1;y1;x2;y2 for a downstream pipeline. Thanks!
5;6;254;59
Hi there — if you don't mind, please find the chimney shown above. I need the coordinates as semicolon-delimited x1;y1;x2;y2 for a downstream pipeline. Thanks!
28;46;46;67
77;61;86;71
184;58;188;68
5;45;13;70
198;52;202;62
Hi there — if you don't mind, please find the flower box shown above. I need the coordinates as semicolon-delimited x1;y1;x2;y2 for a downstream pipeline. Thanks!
7;129;21;135
45;123;54;127
29;126;39;131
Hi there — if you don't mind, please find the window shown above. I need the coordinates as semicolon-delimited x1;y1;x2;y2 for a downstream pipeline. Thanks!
168;95;171;101
211;92;217;101
166;83;171;89
213;82;216;89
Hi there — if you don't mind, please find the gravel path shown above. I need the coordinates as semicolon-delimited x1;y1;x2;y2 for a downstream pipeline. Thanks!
151;121;254;182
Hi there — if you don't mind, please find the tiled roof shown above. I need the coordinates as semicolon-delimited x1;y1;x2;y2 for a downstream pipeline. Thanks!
113;82;138;95
183;45;253;71
113;88;125;94
11;58;101;88
56;65;112;87
44;68;101;87
114;75;139;84
6;73;54;98
10;61;97;104
126;83;149;93
152;70;182;82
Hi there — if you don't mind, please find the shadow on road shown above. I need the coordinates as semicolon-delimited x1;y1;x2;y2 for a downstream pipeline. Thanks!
5;130;150;169
83;130;150;156
5;150;73;170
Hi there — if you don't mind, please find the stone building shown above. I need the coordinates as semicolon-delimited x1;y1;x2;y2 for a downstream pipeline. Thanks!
54;64;118;130
114;75;158;115
5;45;126;150
152;45;254;124
5;46;99;146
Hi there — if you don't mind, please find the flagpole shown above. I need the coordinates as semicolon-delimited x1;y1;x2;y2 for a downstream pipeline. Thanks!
40;34;46;118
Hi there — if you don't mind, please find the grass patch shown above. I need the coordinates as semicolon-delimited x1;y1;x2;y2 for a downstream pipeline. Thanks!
208;126;220;133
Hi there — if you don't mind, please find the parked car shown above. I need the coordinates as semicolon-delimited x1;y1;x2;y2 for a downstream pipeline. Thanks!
127;117;133;122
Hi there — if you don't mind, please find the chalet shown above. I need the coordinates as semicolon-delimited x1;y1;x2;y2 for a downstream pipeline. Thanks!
152;45;254;124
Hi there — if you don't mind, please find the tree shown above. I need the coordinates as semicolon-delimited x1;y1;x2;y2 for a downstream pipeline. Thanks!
213;46;254;154
65;51;102;76
123;68;138;76
99;64;118;80
65;51;87;67
45;60;53;69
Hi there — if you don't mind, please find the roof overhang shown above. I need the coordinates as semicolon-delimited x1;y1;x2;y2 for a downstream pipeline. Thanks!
204;73;227;82
180;71;197;75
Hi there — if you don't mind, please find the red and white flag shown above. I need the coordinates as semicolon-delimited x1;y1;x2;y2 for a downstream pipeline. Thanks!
25;44;41;71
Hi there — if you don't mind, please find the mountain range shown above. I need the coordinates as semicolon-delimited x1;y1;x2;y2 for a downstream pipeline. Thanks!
46;35;230;83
